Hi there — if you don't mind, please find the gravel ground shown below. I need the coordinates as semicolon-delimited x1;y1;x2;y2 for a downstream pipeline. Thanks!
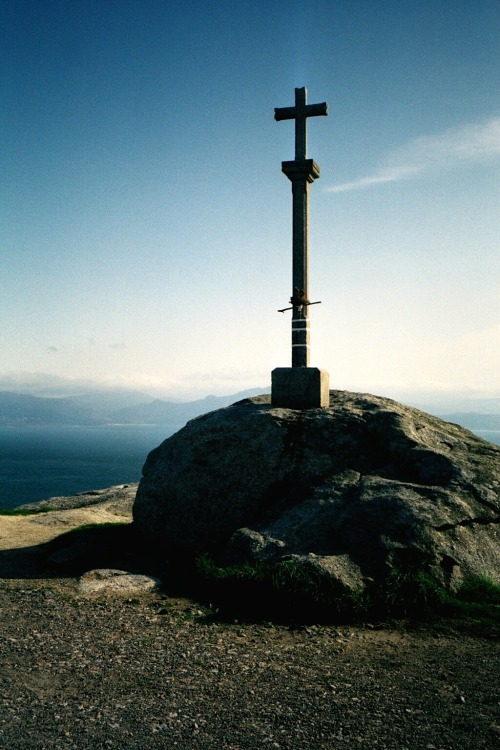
1;490;498;749
1;578;498;750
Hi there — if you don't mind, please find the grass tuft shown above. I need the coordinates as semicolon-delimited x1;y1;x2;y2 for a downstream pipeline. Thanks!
193;555;369;623
456;575;500;605
191;556;500;625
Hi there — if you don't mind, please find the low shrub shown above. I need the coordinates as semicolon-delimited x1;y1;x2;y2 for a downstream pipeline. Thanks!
189;557;500;624
192;555;369;623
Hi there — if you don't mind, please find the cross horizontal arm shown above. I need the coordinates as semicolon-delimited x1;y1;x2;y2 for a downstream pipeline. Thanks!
274;106;296;121
274;102;328;121
275;88;328;160
305;102;328;118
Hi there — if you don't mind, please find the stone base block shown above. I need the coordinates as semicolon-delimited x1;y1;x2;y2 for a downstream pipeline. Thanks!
271;367;330;409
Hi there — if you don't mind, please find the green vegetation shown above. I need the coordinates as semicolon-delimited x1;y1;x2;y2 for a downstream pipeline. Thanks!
376;569;500;622
190;556;500;625
451;575;500;621
193;555;369;623
196;555;268;584
4;506;496;627
379;568;445;616
0;505;54;515
456;574;500;604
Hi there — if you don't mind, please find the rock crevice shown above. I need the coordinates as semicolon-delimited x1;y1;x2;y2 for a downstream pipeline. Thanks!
433;515;500;531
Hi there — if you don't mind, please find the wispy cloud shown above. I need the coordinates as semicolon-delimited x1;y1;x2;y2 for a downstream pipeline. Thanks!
328;116;500;193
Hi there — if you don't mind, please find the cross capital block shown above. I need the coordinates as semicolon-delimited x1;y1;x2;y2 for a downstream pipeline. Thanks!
281;159;320;184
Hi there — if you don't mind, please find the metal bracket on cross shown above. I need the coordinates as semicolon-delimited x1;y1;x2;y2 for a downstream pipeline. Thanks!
278;301;322;313
278;286;321;313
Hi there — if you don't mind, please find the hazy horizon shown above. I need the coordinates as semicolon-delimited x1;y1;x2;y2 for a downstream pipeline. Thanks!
2;2;499;399
0;371;499;412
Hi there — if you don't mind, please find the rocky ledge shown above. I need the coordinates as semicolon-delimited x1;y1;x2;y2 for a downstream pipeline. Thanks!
134;391;500;600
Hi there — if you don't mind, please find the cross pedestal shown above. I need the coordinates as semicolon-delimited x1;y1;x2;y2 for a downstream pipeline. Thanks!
271;87;330;409
271;367;329;409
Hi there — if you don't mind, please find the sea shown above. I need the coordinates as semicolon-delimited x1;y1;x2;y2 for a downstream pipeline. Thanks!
0;424;499;510
0;424;182;509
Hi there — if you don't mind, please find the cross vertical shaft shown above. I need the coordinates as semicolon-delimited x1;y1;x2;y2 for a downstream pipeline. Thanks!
294;86;307;160
288;165;317;367
275;87;327;367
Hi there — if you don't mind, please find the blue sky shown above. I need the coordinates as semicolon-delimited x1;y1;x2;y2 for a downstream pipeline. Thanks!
1;1;499;399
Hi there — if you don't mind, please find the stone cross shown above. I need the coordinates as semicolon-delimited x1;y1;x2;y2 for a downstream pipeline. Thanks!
274;87;328;368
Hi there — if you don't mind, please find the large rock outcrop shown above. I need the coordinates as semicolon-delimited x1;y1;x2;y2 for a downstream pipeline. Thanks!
133;391;500;597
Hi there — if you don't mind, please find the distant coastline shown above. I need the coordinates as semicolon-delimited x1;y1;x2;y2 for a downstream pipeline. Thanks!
1;387;500;429
0;387;268;428
1;387;499;509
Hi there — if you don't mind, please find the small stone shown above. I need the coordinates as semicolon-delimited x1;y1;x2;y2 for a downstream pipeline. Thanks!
79;569;160;596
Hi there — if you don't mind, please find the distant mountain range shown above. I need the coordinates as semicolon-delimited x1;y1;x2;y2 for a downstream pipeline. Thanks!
0;388;268;427
1;387;500;431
